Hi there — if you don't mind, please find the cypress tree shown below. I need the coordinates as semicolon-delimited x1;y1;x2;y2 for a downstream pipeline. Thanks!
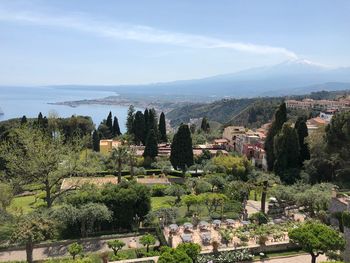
295;116;310;165
158;112;167;142
200;117;210;133
37;112;43;128
134;111;146;145
112;116;121;137
170;124;194;173
273;123;300;184
126;105;135;134
92;130;100;151
144;108;149;134
20;115;27;125
106;111;113;132
143;129;158;159
264;102;287;171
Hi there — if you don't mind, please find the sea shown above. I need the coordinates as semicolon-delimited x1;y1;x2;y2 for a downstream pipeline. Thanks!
0;86;131;132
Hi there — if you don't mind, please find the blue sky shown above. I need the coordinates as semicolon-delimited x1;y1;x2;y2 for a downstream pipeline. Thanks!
0;0;349;85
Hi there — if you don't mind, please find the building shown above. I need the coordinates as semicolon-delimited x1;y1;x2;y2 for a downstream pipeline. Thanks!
286;98;350;111
222;126;246;151
99;139;122;154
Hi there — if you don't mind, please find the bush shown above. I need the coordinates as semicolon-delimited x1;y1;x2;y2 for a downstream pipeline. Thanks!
151;184;168;197
249;212;268;225
197;248;253;263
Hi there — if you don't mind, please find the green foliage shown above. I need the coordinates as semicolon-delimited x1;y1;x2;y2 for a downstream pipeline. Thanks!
92;130;100;152
265;102;287;171
134;111;146;145
165;184;185;204
107;239;125;255
197;248;253;263
200;117;210;133
143;129;158;159
289;221;345;262
126;105;136;134
159;112;167;142
249;212;268;225
342;212;350;228
295;116;310;165
212;155;251;178
176;243;201;262
67;242;83;259
151;184;168;197
0;183;13;210
273;123;301;184
140;233;156;252
181;194;201;212
205;174;226;192
158;246;192;263
170;124;194;172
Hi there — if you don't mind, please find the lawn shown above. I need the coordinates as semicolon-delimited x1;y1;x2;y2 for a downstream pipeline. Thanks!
151;196;176;210
9;194;45;214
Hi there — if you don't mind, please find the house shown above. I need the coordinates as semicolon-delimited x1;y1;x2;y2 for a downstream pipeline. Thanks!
99;139;122;154
222;126;246;151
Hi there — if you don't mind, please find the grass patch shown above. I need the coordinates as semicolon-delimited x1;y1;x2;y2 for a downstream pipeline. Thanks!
151;196;176;210
9;194;45;214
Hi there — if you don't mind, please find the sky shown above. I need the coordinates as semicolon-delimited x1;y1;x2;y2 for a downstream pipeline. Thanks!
0;0;349;85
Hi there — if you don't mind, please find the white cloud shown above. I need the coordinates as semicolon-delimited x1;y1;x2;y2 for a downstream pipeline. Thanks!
0;9;298;59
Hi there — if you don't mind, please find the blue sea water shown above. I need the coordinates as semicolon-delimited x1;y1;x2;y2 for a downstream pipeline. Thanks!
0;86;131;132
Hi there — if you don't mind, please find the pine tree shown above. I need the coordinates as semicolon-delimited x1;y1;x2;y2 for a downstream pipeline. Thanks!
170;124;194;173
106;111;113;132
143;129;158;159
92;130;100;151
200;117;210;133
20;115;27;125
295;116;310;165
273;123;301;184
126;105;135;135
133;111;146;145
158;112;167;142
264;102;287;171
112;116;121;137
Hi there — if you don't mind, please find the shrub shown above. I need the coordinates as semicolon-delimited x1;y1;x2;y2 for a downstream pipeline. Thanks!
67;242;83;260
151;184;167;197
249;212;268;225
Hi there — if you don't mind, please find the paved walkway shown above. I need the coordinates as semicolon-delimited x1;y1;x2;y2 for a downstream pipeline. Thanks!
256;254;327;263
246;200;263;215
0;235;156;262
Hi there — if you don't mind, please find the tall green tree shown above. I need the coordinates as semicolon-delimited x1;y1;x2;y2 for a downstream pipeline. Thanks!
170;124;194;173
126;105;135;135
143;129;158;159
158;112;167;142
264;102;287;171
200;117;210;133
112;116;121;137
133;111;146;145
289;221;345;263
106;111;113;132
92;130;100;152
144;108;149;133
295;116;310;165
273;123;301;184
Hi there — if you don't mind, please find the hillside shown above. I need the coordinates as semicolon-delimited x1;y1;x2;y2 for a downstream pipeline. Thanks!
167;89;350;128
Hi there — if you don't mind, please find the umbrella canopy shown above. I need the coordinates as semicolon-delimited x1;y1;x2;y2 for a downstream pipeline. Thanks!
169;224;179;232
226;219;235;224
181;233;192;243
212;219;221;225
183;222;193;229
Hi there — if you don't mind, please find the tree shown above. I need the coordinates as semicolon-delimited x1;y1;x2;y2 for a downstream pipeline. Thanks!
107;239;125;256
68;242;83;260
166;184;186;204
250;171;280;213
170;124;194;173
11;213;56;263
126;105;135;134
20;115;27;125
144;108;149;134
289;221;345;263
140;233;156;253
200;193;227;214
106;111;113;133
128;147;137;179
0;127;82;207
295;116;310;165
205;174;226;192
159;112;167;142
182;194;201;213
176;243;201;262
148;108;158;134
265;102;287;171
143;129;158;159
92;129;100;152
273;123;301;184
110;145;129;183
112;116;122;137
0;183;13;210
200;117;210;133
133;111;146;145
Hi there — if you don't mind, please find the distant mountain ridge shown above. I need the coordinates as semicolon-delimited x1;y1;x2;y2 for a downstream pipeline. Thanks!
48;59;350;98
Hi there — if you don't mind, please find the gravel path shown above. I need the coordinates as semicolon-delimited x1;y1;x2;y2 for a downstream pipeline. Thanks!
256;254;327;263
0;235;154;262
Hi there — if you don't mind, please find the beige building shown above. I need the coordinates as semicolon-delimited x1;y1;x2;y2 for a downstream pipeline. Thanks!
99;139;122;154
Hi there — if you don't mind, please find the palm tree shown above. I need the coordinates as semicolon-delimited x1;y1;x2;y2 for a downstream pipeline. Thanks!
111;145;129;183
